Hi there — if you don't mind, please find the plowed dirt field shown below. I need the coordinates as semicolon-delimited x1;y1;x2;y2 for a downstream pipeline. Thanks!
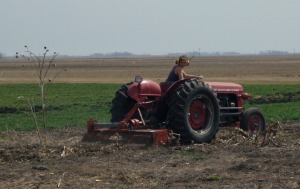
0;122;299;188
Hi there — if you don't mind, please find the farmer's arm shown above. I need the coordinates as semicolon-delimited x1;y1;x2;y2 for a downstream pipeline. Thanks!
183;71;203;80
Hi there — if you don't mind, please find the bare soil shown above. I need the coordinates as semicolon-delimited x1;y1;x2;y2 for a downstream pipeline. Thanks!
0;122;299;189
1;55;300;84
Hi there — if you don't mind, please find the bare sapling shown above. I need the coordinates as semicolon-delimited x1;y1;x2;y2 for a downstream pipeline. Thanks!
16;46;61;144
18;96;45;146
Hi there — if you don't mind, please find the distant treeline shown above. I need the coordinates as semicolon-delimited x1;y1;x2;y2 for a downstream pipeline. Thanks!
90;50;292;57
90;52;135;57
0;50;294;59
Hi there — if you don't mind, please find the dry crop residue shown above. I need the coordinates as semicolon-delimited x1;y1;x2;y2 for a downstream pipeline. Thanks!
0;122;300;188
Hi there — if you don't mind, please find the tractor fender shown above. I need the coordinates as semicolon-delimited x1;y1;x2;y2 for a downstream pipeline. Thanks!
127;80;162;103
163;79;190;102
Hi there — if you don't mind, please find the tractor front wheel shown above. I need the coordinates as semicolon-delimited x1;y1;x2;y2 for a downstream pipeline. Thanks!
240;108;266;134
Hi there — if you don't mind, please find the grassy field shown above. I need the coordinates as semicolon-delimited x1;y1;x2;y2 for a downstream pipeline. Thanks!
243;84;300;121
0;83;299;131
0;55;299;131
0;84;120;131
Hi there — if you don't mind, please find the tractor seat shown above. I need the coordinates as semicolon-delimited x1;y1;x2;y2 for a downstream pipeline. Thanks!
160;81;174;87
160;81;174;94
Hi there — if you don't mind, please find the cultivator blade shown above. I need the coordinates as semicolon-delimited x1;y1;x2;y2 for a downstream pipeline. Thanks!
82;120;171;146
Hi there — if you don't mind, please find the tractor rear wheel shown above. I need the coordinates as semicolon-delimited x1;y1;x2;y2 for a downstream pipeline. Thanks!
240;108;266;134
110;83;136;122
110;83;149;122
167;80;220;143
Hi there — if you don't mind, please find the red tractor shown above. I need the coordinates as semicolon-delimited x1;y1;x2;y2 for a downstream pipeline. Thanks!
85;76;266;145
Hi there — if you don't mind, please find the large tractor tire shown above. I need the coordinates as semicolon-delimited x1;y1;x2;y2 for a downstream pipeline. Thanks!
167;80;220;143
110;83;136;122
110;83;149;122
240;108;266;134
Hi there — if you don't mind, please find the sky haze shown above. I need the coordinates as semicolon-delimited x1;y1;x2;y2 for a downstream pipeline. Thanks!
1;0;299;56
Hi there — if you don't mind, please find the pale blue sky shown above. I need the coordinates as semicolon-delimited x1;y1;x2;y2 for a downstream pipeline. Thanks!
1;0;299;56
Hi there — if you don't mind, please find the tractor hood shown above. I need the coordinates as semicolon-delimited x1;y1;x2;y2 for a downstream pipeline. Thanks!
206;82;244;93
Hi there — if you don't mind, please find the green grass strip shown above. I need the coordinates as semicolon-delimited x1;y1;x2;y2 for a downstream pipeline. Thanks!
0;83;299;131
